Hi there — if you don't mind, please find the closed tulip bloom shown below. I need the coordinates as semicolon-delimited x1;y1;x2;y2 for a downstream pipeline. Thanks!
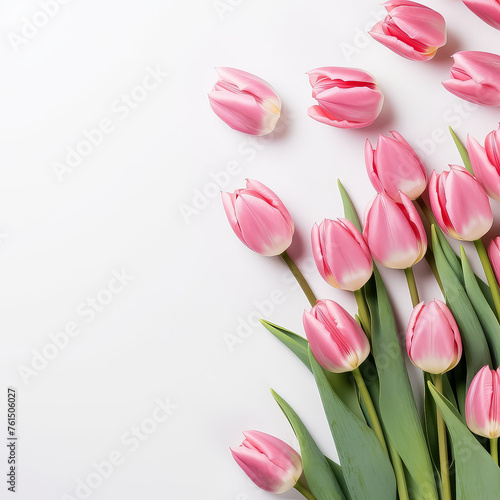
488;237;500;285
312;218;373;291
365;131;428;202
463;0;500;31
406;300;462;374
369;0;446;61
429;166;493;241
209;67;281;135
467;128;500;200
222;179;294;256
442;51;500;106
307;67;384;129
231;431;303;493
303;299;370;373
363;192;427;269
466;366;500;438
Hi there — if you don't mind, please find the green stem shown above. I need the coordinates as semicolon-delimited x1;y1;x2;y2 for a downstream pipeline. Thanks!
435;374;452;500
474;239;500;322
388;445;410;500
280;251;317;307
294;482;317;500
404;267;420;308
491;438;499;465
352;368;388;454
354;289;371;340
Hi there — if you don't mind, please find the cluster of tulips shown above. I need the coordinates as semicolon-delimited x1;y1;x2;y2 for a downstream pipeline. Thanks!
221;124;500;499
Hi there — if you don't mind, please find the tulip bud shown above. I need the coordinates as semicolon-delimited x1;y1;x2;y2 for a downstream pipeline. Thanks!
442;51;500;106
303;299;370;373
406;300;462;374
365;131;428;202
363;192;427;269
209;67;281;135
222;179;294;257
369;0;446;61
429;166;493;241
463;0;500;31
307;67;384;129
231;430;303;494
467;128;500;200
466;366;500;438
311;218;373;291
488;237;500;285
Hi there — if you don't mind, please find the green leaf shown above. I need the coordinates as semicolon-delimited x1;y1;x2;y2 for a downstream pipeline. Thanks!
461;246;500;366
309;348;397;500
428;382;500;499
364;268;438;499
434;226;463;282
432;226;491;385
337;180;362;231
260;320;309;366
449;126;473;174
325;458;352;500
271;389;346;500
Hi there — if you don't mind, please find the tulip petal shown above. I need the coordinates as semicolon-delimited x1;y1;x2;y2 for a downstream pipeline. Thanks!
467;135;500;200
463;0;500;30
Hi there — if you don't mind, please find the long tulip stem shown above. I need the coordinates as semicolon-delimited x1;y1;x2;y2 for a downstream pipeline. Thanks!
352;368;388;454
280;251;317;307
404;267;420;308
434;374;451;500
474;239;500;322
388;445;410;500
294;482;317;500
354;289;372;339
491;438;499;465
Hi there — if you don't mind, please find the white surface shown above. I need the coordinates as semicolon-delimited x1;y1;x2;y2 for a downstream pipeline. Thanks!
1;0;500;498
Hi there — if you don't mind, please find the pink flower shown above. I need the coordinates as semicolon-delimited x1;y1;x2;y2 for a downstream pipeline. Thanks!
311;218;373;291
429;166;493;241
231;431;303;493
307;67;384;129
222;179;294;256
467;127;500;200
303;299;370;373
365;131;428;202
406;300;462;374
463;0;500;31
369;0;446;61
488;237;500;285
442;51;500;106
209;67;281;135
466;366;500;438
363;192;427;269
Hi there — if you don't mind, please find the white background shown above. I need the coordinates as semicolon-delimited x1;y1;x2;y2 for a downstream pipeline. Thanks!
1;0;500;499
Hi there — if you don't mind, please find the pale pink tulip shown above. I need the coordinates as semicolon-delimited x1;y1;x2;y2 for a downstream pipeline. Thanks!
303;299;370;373
442;51;500;106
429;166;493;241
467;127;500;200
406;300;462;374
466;366;500;438
488;237;500;285
307;67;384;129
209;67;281;135
365;131;428;202
222;179;294;256
231;430;303;493
363;192;427;269
312;218;373;291
369;0;446;61
463;0;500;30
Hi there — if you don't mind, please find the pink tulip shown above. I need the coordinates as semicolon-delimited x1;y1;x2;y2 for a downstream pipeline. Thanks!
307;67;384;129
429;166;493;241
442;51;500;106
363;192;427;269
222;179;294;256
209;67;281;135
303;299;370;373
467;127;500;200
369;0;446;62
231;430;303;493
406;300;462;374
488;237;500;285
312;218;373;291
365;131;428;202
466;366;500;438
463;0;500;31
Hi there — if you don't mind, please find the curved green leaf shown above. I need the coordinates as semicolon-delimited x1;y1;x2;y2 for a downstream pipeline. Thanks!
325;458;352;500
271;389;345;500
260;320;309;366
449;126;473;174
337;180;362;231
